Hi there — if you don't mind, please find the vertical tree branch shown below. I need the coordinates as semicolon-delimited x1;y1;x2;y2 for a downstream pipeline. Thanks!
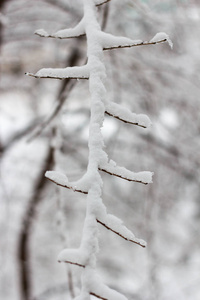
17;145;54;300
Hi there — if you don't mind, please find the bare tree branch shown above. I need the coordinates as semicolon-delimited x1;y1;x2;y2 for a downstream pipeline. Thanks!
58;260;85;268
105;111;147;128
46;176;88;194
96;219;146;248
90;292;107;300
95;0;111;7
99;167;150;185
17;145;54;300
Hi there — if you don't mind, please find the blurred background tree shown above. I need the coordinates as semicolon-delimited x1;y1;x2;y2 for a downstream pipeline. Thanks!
0;1;200;300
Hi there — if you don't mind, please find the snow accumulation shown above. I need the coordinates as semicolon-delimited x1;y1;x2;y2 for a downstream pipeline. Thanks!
35;18;86;39
45;171;89;193
150;32;173;49
33;65;90;79
99;31;143;49
97;213;147;247
105;101;152;128
100;160;153;184
38;0;155;298
45;171;68;186
34;29;49;37
94;0;111;6
58;248;87;266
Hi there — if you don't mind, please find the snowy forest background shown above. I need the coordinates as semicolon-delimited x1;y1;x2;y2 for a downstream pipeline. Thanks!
1;0;200;300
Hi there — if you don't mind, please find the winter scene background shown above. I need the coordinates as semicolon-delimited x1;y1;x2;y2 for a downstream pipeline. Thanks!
0;1;200;300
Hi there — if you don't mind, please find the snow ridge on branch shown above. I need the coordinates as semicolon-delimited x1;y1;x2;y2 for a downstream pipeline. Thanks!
45;171;88;194
95;0;111;6
35;18;86;39
105;101;152;128
99;160;153;185
100;31;173;50
26;65;90;80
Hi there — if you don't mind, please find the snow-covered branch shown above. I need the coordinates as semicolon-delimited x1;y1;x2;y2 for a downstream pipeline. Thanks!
100;31;173;50
94;0;111;6
35;18;85;39
45;171;88;194
58;248;87;267
99;160;153;185
26;65;89;80
105;102;152;128
25;0;171;298
97;214;146;248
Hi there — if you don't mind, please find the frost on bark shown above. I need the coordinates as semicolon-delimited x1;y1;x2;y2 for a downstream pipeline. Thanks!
26;1;172;299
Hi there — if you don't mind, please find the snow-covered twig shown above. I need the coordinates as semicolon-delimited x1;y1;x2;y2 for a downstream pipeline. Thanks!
96;219;146;248
100;31;173;50
94;0;111;6
35;18;85;39
26;64;90;80
45;171;88;194
90;292;107;300
99;160;153;185
105;101;152;128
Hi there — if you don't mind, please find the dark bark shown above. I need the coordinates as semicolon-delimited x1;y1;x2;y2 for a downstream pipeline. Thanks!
17;145;54;300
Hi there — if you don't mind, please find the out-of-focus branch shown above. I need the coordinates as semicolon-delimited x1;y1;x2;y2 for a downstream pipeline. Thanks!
17;145;54;300
0;120;40;155
95;0;111;6
99;167;149;184
100;1;110;30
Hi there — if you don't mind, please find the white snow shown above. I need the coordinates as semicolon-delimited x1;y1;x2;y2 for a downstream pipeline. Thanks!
58;248;87;266
45;171;68;186
105;101;152;128
33;65;90;79
99;160;153;184
45;170;89;193
39;1;153;299
54;18;85;38
94;0;111;5
99;31;143;49
97;213;147;247
90;276;128;300
150;32;173;49
35;18;85;39
34;29;49;37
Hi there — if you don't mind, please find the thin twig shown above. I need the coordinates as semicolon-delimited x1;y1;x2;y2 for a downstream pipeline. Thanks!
58;260;85;268
25;72;89;80
96;219;146;248
46;177;88;194
35;32;85;39
90;292;108;300
96;0;111;7
27;47;83;142
103;38;167;50
99;168;148;185
105;111;146;128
